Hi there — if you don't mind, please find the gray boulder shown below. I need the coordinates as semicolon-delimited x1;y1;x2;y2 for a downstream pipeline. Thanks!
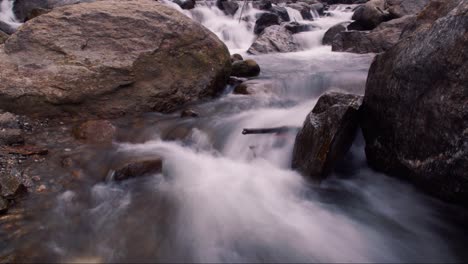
351;0;391;30
248;25;300;54
254;12;280;34
332;15;416;53
361;0;468;204
292;92;363;181
322;22;349;45
0;0;231;118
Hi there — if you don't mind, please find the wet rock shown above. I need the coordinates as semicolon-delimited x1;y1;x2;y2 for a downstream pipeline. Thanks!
351;0;391;30
310;3;326;16
270;6;290;22
228;76;246;87
287;3;314;20
386;0;430;18
234;79;274;95
112;158;163;181
292;92;362;181
248;25;300;54
174;0;196;10
230;53;244;63
0;175;27;199
0;197;7;214
180;109;199;118
0;129;24;146
73;120;116;144
322;22;349;45
0;30;8;44
361;0;468;205
284;21;318;34
258;0;272;10
0;0;231;119
231;59;261;77
254;12;280;34
0;112;19;128
332;15;416;53
0;21;15;35
12;0;49;22
216;0;239;16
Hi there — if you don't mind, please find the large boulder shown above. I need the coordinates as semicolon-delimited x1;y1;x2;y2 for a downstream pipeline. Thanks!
322;22;349;45
332;15;416;53
351;0;391;30
0;0;231;118
292;92;362;181
361;0;468;204
254;12;280;35
248;25;300;54
386;0;430;18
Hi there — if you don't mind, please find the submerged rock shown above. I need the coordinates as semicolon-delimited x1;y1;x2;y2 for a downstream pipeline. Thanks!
73;120;116;144
231;59;261;77
0;175;27;199
234;79;274;95
180;109;199;118
112;158;163;181
292;92;362;181
0;0;231;118
248;25;300;54
361;0;468;204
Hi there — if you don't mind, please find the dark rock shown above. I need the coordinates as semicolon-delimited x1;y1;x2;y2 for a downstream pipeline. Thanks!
292;92;362;181
287;3;314;20
322;22;349;45
231;59;261;77
230;53;244;63
180;109;199;118
258;0;273;10
0;145;48;156
174;0;196;10
112;158;163;181
284;21;318;34
270;6;291;22
216;0;239;16
0;175;27;199
254;12;280;34
332;15;416;53
73;120;116;144
351;0;391;30
248;25;300;54
0;197;7;214
0;129;24;145
234;79;274;95
361;0;468;205
0;1;231;119
347;21;368;30
0;21;15;35
12;0;49;22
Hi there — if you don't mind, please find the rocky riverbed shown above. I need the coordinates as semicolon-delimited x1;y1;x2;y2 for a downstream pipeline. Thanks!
0;0;467;262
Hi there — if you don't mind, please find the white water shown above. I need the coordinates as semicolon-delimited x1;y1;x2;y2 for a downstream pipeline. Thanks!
0;0;21;29
18;1;463;262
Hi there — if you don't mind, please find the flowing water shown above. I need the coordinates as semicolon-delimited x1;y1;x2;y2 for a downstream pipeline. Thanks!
1;1;468;263
0;0;20;29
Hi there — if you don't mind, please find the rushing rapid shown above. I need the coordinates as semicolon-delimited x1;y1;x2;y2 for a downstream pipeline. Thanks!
1;1;467;263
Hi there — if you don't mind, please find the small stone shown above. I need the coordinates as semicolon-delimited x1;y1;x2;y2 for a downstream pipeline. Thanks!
0;129;24;145
180;109;199;118
231;59;261;77
73;120;116;144
230;53;243;63
32;176;41;182
0;112;19;128
0;175;28;198
36;185;47;193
